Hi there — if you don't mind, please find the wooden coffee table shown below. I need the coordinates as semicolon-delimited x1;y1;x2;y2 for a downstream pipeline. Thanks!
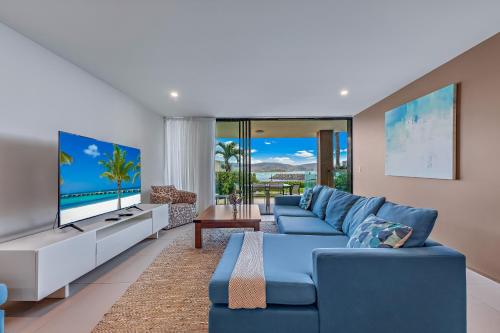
194;204;261;248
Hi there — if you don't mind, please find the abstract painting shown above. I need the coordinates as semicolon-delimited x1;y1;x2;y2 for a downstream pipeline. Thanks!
385;84;456;179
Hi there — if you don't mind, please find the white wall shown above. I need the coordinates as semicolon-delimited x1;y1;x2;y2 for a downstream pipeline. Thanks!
0;23;165;242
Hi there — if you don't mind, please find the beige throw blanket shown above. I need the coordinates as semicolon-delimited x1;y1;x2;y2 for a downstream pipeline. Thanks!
228;231;266;309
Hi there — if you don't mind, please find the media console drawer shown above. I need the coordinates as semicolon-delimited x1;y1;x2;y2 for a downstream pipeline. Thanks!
37;232;96;299
96;218;153;266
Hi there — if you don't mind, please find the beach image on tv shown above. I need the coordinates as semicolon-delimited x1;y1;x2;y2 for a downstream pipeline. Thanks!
59;131;141;225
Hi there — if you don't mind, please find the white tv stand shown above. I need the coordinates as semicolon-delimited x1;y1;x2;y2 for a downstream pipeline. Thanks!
0;203;169;301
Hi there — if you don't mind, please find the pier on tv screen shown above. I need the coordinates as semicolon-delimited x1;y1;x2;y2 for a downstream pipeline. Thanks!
58;131;141;226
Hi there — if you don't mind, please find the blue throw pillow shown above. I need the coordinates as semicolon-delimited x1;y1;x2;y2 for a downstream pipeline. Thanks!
376;202;438;248
347;214;413;248
308;185;324;211
311;187;334;219
342;196;386;236
299;188;314;209
325;190;361;230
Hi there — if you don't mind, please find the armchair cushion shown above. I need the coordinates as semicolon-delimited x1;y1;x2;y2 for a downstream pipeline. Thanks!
151;185;178;203
150;192;171;204
150;185;197;205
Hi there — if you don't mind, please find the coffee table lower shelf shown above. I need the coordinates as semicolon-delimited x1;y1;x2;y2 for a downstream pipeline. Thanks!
193;205;262;248
194;221;260;248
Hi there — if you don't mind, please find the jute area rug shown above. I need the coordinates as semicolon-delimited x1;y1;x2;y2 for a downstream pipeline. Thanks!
92;220;277;333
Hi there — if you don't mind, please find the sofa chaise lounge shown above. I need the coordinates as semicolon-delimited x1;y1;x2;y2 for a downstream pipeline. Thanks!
209;186;466;333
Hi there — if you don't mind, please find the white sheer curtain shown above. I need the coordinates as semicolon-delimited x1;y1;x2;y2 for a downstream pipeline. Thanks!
164;117;216;211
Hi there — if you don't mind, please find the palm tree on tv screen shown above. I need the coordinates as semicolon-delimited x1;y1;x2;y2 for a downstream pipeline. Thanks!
99;144;134;210
59;151;73;185
132;158;141;184
215;141;240;172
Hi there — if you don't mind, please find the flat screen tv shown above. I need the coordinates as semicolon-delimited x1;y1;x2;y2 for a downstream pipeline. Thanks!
58;131;141;228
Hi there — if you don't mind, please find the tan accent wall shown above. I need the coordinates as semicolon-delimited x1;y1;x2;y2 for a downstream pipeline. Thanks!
353;33;500;281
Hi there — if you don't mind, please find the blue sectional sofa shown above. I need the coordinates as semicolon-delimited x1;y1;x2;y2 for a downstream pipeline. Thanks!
209;186;466;333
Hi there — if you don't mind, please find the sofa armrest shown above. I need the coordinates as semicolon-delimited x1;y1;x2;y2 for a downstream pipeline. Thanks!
175;190;197;204
274;195;301;206
312;247;466;333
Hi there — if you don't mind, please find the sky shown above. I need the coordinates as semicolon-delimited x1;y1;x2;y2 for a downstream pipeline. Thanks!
216;133;348;165
59;132;141;194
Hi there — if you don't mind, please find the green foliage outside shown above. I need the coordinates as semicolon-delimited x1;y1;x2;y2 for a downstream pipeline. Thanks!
216;169;351;196
216;171;239;195
333;169;350;192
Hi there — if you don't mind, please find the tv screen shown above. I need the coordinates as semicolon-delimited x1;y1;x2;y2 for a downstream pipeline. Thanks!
58;131;141;227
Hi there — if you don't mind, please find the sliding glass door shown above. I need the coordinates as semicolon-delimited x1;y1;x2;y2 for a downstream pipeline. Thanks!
215;119;253;205
238;120;252;204
215;118;352;214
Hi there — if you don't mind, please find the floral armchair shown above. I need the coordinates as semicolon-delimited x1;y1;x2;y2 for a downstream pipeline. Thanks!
150;185;197;229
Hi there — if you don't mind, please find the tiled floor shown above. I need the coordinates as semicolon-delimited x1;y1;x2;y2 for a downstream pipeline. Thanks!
4;224;191;333
4;219;500;333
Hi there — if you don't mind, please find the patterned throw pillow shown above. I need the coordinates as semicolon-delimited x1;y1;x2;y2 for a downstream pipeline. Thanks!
299;188;314;209
346;214;413;248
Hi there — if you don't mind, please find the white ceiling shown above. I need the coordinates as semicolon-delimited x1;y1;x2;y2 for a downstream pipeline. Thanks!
0;1;499;117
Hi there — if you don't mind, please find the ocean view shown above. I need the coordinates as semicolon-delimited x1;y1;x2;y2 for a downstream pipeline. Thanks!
254;171;316;182
60;189;141;210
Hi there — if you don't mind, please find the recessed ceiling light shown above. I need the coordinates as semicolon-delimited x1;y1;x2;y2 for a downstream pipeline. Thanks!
170;90;179;99
256;130;264;134
340;89;349;96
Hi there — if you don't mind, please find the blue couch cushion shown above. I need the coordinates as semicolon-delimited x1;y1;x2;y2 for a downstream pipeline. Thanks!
311;187;334;219
209;233;349;305
278;216;344;235
274;205;316;219
342;196;386;236
308;185;324;211
376;201;438;248
325;190;361;230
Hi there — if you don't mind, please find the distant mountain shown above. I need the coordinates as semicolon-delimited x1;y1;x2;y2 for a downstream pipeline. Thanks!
219;161;317;172
249;162;316;172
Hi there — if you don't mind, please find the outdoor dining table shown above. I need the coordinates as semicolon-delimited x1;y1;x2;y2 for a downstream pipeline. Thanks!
251;183;291;214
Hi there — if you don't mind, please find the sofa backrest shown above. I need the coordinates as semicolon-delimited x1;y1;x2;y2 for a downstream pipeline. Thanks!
325;190;361;230
342;196;386;236
311;187;334;219
376;201;438;248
